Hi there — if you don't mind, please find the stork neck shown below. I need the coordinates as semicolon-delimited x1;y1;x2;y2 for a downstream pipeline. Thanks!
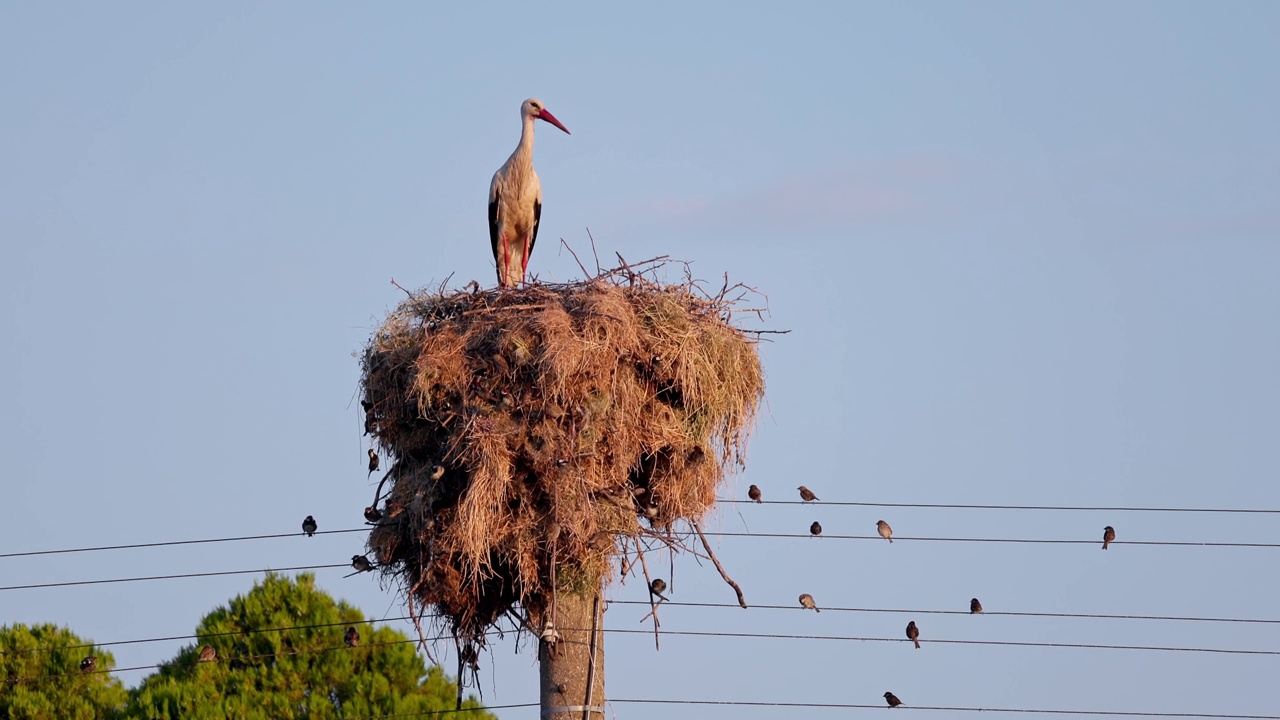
513;114;537;160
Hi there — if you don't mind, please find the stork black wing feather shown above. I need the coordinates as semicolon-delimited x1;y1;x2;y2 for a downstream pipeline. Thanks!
530;199;541;259
488;191;501;263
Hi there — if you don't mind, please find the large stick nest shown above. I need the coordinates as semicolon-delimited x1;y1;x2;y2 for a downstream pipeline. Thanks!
360;261;764;644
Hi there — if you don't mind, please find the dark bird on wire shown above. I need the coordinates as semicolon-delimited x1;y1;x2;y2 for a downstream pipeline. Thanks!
810;521;822;536
799;593;819;612
344;626;361;648
367;449;379;477
302;515;317;537
364;506;382;524
877;519;893;543
80;655;96;673
1103;525;1116;550
748;484;762;503
198;645;216;663
345;554;375;578
884;692;902;708
797;485;819;502
906;621;920;649
970;597;984;614
650;578;668;601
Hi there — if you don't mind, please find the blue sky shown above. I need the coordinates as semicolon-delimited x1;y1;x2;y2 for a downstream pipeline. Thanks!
2;2;1279;717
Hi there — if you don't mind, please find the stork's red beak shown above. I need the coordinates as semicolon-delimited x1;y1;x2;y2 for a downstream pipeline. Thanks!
537;109;571;135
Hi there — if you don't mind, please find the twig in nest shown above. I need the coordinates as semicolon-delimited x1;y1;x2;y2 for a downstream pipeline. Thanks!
692;520;747;609
406;591;439;665
560;238;590;278
586;227;601;274
632;535;661;650
390;277;414;298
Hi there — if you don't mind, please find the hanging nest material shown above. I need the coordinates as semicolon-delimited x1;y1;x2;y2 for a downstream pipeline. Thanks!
360;260;764;646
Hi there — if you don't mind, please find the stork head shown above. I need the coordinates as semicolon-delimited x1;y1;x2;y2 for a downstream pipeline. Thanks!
522;98;571;135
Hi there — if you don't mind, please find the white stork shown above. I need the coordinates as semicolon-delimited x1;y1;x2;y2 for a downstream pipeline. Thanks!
488;98;571;288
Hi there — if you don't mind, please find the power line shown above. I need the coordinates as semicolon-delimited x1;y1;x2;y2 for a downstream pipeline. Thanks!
606;600;1280;626
8;635;433;683
702;531;1280;548
599;628;1280;656
0;528;368;560
718;499;1280;514
5;515;1279;564
0;614;419;657
0;564;351;592
349;704;538;719
12;596;1278;660
609;698;1280;719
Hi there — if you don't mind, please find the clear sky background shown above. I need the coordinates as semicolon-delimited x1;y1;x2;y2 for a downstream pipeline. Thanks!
3;2;1279;717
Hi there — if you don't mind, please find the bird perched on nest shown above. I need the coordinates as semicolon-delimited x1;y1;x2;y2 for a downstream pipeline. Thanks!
488;98;571;289
361;400;374;435
198;645;216;663
810;521;822;536
747;484;762;503
906;621;920;649
80;655;96;673
344;626;361;648
649;578;668;601
1103;525;1116;550
884;692;903;708
302;515;317;537
364;506;382;524
798;593;819;612
367;449;379;478
797;485;819;502
461;643;480;671
345;554;375;577
970;597;984;614
877;519;893;543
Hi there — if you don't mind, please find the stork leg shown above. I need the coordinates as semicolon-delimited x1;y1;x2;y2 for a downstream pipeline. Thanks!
520;234;532;283
500;234;511;288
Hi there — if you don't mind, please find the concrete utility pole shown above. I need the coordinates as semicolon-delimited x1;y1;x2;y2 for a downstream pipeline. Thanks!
539;581;606;720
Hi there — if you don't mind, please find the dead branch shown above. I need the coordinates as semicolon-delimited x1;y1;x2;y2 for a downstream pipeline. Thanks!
560;238;590;277
586;227;602;274
692;520;747;609
390;277;414;298
633;535;661;649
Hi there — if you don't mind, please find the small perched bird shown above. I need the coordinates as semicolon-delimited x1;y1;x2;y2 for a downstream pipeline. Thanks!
797;485;819;502
650;578;668;601
906;621;920;649
810;521;823;536
345;554;375;578
367;449;379;477
302;515;317;537
80;655;97;673
877;520;893;543
198;645;216;663
462;643;480;671
364;506;382;523
798;593;820;612
970;597;984;614
489;98;572;288
344;626;360;648
747;485;762;503
884;692;902;708
1103;525;1116;550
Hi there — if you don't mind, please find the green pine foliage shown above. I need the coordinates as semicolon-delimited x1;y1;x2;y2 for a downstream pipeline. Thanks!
0;623;128;720
126;573;494;719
